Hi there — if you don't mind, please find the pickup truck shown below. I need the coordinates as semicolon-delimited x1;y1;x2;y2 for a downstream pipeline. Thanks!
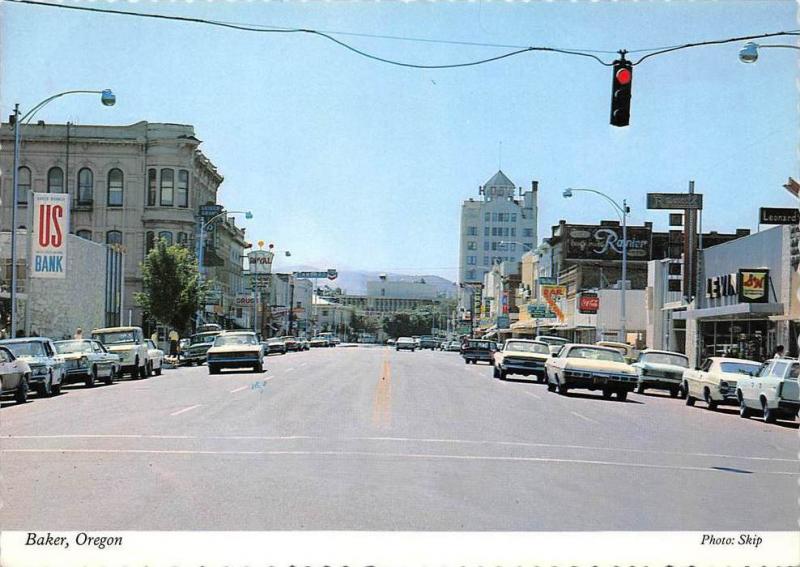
683;356;762;410
461;339;496;365
737;357;799;423
91;326;150;379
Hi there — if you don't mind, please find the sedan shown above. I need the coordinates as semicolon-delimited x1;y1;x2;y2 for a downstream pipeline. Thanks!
54;339;120;387
0;345;31;404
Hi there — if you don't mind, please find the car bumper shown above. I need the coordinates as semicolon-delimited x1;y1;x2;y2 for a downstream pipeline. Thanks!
207;357;261;367
396;346;415;350
463;354;493;361
638;376;682;389
501;361;545;374
778;400;800;414
563;373;637;391
63;368;92;381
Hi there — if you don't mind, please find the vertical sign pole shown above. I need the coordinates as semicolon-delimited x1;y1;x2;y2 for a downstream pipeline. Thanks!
10;105;20;336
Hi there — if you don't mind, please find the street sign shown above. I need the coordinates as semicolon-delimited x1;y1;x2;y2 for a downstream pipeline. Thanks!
497;314;510;329
294;270;337;279
647;193;703;210
538;276;557;285
759;207;799;225
527;302;556;319
199;204;224;218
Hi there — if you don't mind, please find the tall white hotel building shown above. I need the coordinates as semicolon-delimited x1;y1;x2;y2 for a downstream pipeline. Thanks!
458;170;539;301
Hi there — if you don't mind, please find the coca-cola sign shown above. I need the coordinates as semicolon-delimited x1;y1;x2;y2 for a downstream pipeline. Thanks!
565;225;651;261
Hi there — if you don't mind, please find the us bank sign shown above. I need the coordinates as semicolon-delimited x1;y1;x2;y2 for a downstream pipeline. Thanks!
32;193;69;279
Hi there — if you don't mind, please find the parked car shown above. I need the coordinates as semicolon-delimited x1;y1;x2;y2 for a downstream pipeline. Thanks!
386;339;396;346
737;357;800;423
0;345;31;404
445;341;461;352
91;326;149;379
596;341;639;364
331;337;341;346
534;335;569;355
309;337;328;348
461;339;496;365
419;336;438;350
282;336;300;352
180;330;223;366
266;338;288;354
54;339;120;387
493;339;550;381
396;337;416;351
545;343;638;400
412;336;421;348
298;338;310;351
207;332;265;374
0;337;65;397
145;339;165;376
631;349;689;397
683;357;763;410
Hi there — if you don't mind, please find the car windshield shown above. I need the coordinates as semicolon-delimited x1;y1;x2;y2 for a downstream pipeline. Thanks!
505;341;549;354
93;331;136;345
215;335;258;347
640;353;689;367
567;347;625;363
536;337;568;346
4;341;46;357
191;334;218;345
720;361;761;375
398;338;413;343
54;341;93;354
268;338;285;344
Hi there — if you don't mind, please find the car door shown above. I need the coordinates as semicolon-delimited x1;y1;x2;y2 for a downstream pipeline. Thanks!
44;340;65;385
92;341;110;376
0;347;21;390
747;362;772;404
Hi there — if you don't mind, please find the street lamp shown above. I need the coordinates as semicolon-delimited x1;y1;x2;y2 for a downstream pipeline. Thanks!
195;210;252;328
563;187;630;343
9;89;115;336
498;240;535;252
739;41;800;63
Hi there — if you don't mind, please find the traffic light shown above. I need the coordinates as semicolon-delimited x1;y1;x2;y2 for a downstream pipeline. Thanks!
610;58;633;127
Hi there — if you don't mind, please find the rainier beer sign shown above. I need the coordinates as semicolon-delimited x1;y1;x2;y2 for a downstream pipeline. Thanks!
32;193;69;279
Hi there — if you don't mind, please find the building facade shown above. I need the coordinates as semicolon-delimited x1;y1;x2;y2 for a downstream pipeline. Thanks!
458;171;538;286
0;120;245;329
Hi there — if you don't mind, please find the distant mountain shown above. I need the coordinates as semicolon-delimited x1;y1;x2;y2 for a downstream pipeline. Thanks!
280;265;457;297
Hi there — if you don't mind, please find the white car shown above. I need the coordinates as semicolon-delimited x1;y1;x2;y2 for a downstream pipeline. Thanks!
534;335;569;355
206;332;265;374
683;357;762;410
145;339;165;376
91;326;150;379
545;343;638;400
737;357;800;423
0;337;66;397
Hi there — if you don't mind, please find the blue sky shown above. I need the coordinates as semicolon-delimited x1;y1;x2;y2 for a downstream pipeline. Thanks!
2;1;797;280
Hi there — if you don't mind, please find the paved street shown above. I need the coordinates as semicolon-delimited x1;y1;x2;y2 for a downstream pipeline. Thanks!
1;346;797;531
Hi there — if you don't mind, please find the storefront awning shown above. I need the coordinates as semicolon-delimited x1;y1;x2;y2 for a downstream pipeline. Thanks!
673;302;784;320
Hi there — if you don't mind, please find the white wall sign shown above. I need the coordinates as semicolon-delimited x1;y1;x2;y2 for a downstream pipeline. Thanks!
248;250;274;275
31;192;69;279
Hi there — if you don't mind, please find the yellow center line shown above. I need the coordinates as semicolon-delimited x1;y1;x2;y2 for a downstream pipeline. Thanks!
372;353;392;428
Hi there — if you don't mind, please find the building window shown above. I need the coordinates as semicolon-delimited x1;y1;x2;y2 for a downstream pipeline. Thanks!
176;232;189;247
525;242;533;250
147;169;157;206
483;256;489;266
466;226;477;236
483;241;490;251
76;230;92;241
47;167;64;193
491;242;498;251
177;170;189;208
511;213;517;222
467;256;477;265
511;227;516;237
523;228;534;237
145;231;155;253
107;168;123;207
77;168;93;205
484;227;490;237
17;166;31;205
467;241;477;251
511;243;517;252
158;231;173;245
503;227;509;237
467;269;476;280
484;212;490;222
160;168;174;206
106;230;123;245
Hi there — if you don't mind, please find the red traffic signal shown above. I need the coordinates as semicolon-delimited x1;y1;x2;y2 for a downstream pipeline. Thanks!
610;59;633;127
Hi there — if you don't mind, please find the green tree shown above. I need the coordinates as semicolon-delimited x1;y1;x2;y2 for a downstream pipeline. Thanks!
135;239;206;335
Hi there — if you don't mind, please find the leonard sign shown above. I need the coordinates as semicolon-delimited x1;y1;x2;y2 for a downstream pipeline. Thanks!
32;193;69;279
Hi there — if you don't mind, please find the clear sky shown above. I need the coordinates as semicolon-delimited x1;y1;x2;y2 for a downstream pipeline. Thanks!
2;1;797;280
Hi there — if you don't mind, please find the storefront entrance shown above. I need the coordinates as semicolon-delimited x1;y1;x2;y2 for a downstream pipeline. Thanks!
699;318;774;362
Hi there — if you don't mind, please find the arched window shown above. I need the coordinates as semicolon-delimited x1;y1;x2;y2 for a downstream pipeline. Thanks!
106;230;123;245
147;169;157;206
145;231;155;253
77;168;93;205
160;168;174;206
107;169;123;207
177;170;189;208
17;166;31;205
158;231;173;245
47;167;64;193
176;232;189;247
76;230;92;241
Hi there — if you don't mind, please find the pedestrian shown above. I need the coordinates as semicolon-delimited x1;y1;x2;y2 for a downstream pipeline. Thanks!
773;345;785;359
169;329;179;356
74;327;83;340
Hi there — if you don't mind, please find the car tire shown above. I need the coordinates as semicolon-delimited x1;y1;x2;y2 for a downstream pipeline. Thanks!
155;365;162;376
140;361;149;379
498;368;506;380
557;381;569;396
617;390;628;401
39;371;53;397
14;375;29;404
602;389;613;400
669;387;679;398
703;388;717;411
762;399;776;424
493;365;499;379
547;380;556;393
104;367;115;385
208;364;220;375
739;399;752;419
636;384;645;394
254;362;264;373
85;366;97;388
131;358;140;380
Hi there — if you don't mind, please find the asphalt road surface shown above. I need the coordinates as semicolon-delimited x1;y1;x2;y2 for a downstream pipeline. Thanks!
1;346;797;530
